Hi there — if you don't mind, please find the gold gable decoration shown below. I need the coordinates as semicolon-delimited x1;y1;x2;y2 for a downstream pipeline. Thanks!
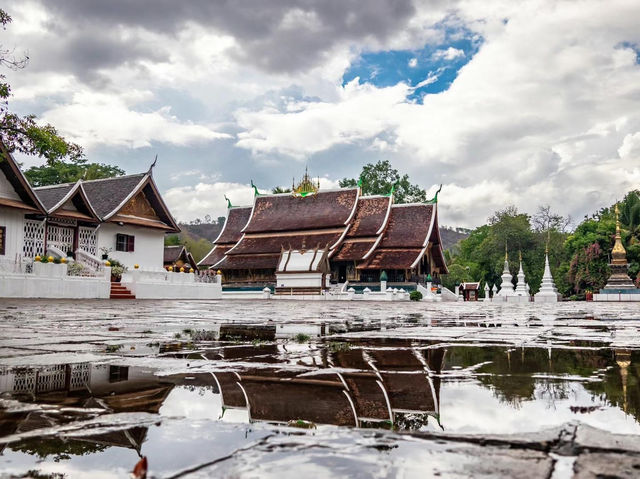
292;167;320;197
120;191;160;220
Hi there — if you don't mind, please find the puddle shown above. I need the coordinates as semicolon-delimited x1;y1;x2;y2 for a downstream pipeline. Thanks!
3;300;640;477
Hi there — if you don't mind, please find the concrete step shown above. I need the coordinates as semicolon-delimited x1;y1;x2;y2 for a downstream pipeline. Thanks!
110;282;135;299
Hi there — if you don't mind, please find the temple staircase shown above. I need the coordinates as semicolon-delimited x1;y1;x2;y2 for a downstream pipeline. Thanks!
110;282;135;299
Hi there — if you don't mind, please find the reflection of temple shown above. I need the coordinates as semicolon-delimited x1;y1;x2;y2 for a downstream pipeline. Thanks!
213;343;443;428
0;362;215;453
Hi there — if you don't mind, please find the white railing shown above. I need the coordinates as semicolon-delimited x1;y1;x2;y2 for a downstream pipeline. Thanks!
46;245;67;259
0;255;31;274
194;270;220;284
75;248;104;273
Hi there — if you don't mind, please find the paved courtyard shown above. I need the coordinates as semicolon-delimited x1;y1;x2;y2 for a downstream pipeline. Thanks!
2;299;640;478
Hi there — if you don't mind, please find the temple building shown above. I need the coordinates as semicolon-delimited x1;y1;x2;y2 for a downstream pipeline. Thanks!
199;171;448;287
0;144;180;272
164;245;198;271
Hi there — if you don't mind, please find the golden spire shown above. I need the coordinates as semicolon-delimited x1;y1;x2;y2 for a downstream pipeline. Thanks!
612;203;627;265
505;242;508;261
519;250;522;262
545;229;550;255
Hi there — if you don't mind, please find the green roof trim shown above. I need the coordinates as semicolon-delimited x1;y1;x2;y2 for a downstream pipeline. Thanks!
425;184;442;204
224;195;233;208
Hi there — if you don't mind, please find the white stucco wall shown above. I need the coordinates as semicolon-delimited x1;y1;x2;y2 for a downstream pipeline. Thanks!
0;206;25;261
0;172;20;200
275;272;324;288
96;223;165;269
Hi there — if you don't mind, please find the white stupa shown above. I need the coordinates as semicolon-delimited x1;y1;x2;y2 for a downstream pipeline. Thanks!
535;247;560;303
514;252;528;296
496;250;514;298
484;283;491;302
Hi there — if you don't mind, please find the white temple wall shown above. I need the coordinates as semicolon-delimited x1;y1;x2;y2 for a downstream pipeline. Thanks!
0;206;25;262
0;172;20;200
275;272;324;288
97;223;164;269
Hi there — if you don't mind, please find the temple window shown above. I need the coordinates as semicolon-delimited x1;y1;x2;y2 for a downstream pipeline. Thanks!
115;233;135;252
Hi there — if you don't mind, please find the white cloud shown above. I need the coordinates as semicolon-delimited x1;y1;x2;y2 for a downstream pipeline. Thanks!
164;182;258;222
408;57;418;67
41;91;231;149
432;47;466;61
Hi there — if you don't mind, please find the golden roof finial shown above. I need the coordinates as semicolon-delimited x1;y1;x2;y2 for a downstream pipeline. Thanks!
505;242;508;261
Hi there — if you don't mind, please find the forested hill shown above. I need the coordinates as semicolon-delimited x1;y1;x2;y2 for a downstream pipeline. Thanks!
179;222;224;242
440;227;470;251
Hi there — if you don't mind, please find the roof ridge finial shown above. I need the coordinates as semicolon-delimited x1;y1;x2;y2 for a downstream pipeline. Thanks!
148;154;157;175
426;184;442;204
224;195;232;208
250;179;260;197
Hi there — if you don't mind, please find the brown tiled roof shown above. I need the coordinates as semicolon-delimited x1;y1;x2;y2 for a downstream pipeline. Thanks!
229;230;343;255
357;248;422;270
332;239;376;261
240;380;356;426
164;245;186;263
215;253;280;270
347;196;391;237
380;372;435;412
380;204;433;248
216;207;252;244
34;183;75;210
81;174;146;218
243;189;358;233
199;245;230;267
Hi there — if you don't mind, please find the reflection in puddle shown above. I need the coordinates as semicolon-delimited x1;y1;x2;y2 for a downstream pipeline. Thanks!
2;328;640;476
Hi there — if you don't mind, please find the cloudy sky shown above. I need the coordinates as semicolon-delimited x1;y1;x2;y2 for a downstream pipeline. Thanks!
4;0;640;227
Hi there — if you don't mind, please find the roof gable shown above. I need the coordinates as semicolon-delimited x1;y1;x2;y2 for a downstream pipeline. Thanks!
81;174;147;219
0;144;45;213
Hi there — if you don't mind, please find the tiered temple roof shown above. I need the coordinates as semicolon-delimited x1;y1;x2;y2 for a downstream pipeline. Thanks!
358;203;444;271
198;206;252;268
214;188;359;271
333;195;392;261
206;183;448;278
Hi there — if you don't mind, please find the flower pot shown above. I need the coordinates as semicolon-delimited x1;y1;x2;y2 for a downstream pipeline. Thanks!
102;254;109;260
111;275;121;283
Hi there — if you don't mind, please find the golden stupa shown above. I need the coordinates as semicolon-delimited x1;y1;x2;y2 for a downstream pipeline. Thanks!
602;204;637;291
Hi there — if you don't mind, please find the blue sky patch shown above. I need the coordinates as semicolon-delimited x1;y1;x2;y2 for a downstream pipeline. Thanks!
343;26;482;102
618;42;640;64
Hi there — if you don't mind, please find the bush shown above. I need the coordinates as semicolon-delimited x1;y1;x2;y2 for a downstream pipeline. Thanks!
410;291;423;301
68;262;85;276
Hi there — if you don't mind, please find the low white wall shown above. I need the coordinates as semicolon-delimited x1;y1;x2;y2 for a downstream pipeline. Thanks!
594;293;640;302
0;273;110;298
122;269;222;300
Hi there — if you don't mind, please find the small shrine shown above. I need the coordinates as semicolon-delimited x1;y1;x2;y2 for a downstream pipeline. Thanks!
458;282;480;301
594;205;640;301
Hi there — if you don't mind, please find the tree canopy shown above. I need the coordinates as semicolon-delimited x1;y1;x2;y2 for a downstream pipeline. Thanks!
444;191;640;299
24;158;125;187
339;160;429;203
0;9;83;163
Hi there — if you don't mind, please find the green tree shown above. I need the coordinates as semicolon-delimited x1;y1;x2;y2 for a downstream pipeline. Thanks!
0;9;83;163
24;159;124;187
339;160;428;203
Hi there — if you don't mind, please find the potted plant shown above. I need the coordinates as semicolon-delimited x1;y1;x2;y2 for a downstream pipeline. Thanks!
100;247;112;260
106;258;127;282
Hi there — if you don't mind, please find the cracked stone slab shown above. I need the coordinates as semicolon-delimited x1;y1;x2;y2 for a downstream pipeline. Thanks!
573;452;640;478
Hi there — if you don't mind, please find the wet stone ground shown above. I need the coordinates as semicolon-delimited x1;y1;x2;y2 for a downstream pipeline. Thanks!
2;300;640;477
